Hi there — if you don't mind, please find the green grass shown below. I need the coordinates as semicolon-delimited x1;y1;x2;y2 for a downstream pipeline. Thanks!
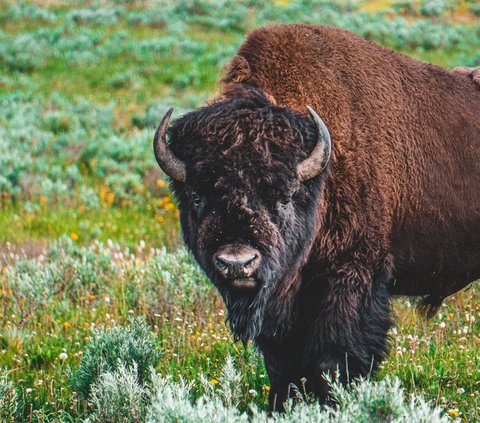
0;0;479;421
0;203;180;250
22;43;465;107
0;2;477;108
380;292;480;418
0;19;237;106
1;239;478;420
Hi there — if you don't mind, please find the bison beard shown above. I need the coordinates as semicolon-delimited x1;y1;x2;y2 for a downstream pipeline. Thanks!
221;257;276;344
153;24;480;412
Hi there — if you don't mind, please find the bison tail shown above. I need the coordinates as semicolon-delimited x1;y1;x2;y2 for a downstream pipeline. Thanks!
416;295;444;319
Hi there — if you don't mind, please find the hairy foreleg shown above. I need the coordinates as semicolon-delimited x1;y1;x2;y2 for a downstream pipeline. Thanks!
302;261;393;401
263;348;305;412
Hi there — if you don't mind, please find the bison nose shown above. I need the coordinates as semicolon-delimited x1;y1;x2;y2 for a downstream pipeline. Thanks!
216;254;257;268
213;245;260;279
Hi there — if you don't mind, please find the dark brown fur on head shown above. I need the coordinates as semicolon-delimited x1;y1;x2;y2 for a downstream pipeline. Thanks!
168;88;324;342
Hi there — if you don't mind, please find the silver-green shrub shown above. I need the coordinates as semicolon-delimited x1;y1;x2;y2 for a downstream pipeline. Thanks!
5;237;116;314
147;374;250;423
66;7;124;26
199;356;242;408
146;372;454;423
0;370;18;422
87;362;148;423
326;376;452;423
420;0;451;17
4;2;56;22
70;317;161;400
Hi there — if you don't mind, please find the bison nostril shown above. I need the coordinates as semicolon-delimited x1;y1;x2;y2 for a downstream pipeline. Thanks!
213;247;261;278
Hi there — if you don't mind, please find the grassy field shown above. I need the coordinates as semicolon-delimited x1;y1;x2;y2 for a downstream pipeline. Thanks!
0;0;479;421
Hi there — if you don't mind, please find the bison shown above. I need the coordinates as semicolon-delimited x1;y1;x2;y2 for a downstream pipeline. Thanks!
153;24;480;411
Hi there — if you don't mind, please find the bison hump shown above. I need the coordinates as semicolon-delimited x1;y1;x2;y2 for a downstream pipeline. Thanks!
222;55;251;84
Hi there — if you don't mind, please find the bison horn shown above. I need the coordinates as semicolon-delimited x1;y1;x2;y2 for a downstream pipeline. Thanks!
153;107;186;183
296;106;332;182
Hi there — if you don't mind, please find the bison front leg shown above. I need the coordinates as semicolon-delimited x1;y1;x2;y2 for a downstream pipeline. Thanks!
303;262;393;401
263;349;305;412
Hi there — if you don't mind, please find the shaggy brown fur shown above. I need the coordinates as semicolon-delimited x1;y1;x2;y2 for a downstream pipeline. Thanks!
163;24;480;411
222;24;480;305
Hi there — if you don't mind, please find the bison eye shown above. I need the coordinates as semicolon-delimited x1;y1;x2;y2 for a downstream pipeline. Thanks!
277;198;291;212
192;192;202;206
278;197;291;207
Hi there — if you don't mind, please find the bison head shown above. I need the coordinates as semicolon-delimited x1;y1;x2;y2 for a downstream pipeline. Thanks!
153;93;331;342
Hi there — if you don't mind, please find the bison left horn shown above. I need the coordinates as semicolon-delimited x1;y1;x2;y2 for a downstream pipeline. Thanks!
296;106;332;182
153;107;186;182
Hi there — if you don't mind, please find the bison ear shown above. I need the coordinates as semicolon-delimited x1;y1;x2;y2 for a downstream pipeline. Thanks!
222;55;251;84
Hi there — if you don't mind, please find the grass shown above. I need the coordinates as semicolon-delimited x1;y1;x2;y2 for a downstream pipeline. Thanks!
1;239;478;420
0;2;477;108
380;291;480;417
0;19;234;105
0;203;180;251
0;0;479;421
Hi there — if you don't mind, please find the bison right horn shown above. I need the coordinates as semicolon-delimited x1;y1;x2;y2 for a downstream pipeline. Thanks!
296;106;332;182
153;107;187;183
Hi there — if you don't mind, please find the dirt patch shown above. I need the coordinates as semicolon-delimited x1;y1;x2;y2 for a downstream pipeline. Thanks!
0;239;49;265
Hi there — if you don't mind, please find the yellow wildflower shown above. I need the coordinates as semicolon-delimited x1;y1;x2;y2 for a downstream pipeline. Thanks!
447;409;459;417
70;232;79;241
210;379;219;385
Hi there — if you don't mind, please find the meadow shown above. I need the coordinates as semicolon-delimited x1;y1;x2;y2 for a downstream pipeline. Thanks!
0;0;479;421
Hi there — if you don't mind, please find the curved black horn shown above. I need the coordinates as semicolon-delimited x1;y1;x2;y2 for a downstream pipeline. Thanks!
296;106;332;182
153;107;186;182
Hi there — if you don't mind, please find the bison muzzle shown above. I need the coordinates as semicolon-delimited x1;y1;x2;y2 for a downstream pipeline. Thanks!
152;24;480;411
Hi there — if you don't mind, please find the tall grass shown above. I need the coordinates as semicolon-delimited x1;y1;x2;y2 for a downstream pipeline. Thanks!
0;238;478;420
